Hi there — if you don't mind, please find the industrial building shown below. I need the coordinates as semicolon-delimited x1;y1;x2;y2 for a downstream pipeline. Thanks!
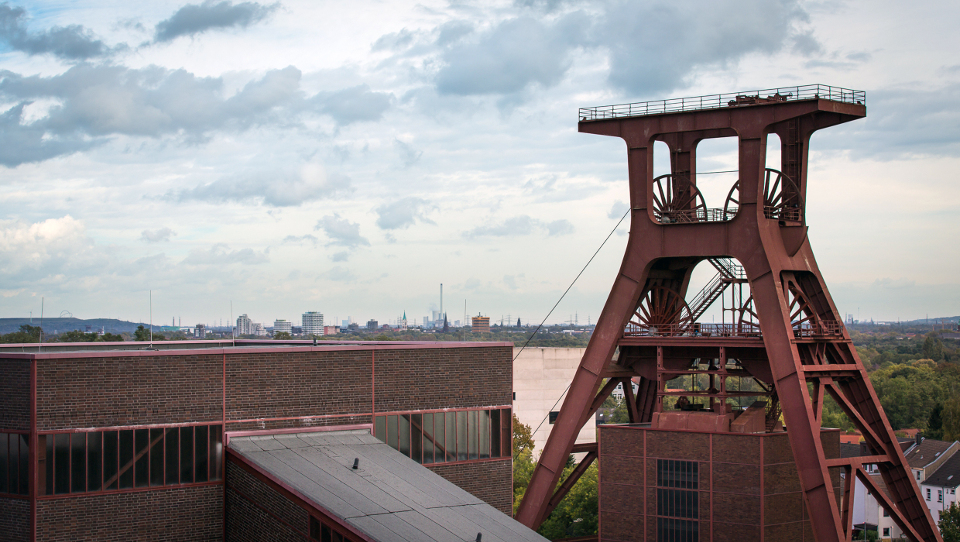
0;339;532;541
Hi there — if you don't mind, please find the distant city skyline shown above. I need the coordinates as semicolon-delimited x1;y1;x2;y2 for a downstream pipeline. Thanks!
1;1;958;325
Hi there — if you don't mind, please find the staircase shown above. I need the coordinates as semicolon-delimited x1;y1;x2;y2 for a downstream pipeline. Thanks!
686;258;748;322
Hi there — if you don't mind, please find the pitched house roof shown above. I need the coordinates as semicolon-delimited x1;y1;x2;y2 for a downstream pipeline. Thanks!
904;439;958;469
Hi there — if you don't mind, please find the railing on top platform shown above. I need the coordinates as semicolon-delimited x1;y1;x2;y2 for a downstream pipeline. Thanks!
579;84;865;121
622;319;845;339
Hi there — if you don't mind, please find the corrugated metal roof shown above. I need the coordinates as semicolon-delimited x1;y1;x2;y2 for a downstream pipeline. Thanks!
229;430;548;542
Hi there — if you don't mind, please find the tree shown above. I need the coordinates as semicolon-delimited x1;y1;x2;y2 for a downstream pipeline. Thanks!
923;333;945;361
274;331;292;340
513;414;534;458
943;397;960;442
939;502;960;542
0;324;42;343
537;462;598;539
101;332;124;342
929;403;945;440
133;325;164;341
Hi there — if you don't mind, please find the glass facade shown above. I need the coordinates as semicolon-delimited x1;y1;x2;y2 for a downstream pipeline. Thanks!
374;408;511;464
38;424;223;496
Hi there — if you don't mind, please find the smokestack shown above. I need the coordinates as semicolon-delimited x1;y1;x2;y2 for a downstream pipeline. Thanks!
440;283;443;322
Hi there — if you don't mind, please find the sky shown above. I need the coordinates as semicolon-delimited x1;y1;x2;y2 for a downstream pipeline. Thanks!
0;0;958;328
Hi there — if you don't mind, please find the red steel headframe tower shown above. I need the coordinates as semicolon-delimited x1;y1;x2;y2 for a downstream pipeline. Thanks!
515;85;941;542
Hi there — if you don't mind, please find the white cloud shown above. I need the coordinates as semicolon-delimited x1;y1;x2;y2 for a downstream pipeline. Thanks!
140;227;176;243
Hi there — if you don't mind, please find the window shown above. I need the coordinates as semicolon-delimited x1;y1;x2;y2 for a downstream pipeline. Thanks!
939;489;944;502
883;528;890;537
883;508;889;517
0;432;30;496
927;488;931;501
374;408;511;465
657;460;699;542
309;516;354;542
39;424;222;496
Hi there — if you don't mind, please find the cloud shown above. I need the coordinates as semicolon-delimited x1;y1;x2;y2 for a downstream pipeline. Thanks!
0;64;394;166
0;4;115;60
140;227;176;243
0;215;107;285
462;215;572;238
315;214;369;249
375;197;435;230
181;243;269;265
608;201;630;219
154;0;279;42
314;84;392;125
323;265;355;282
544;219;574;236
282;234;318;245
599;0;811;94
331;251;349;262
436;15;582;96
0;102;99;166
393;139;422;167
170;163;351;207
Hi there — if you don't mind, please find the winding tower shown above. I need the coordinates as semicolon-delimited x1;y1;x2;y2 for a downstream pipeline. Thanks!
515;85;941;542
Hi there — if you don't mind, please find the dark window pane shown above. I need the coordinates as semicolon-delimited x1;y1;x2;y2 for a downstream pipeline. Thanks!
165;428;179;485
134;429;149;488
433;413;445;463
445;412;456;462
479;410;490;460
150;428;164;487
374;416;386;442
71;433;86;493
195;425;209;482
210;425;222;481
321;523;331;542
40;435;50;496
103;431;118;490
398;415;410;458
180;426;194;484
0;434;8;493
310;516;320;540
468;410;478;460
501;409;512;458
422;413;435;465
17;435;27;495
386;415;398;451
410;414;422;463
491;411;501;459
88;432;102;492
457;411;468;461
54;433;70;494
118;430;134;489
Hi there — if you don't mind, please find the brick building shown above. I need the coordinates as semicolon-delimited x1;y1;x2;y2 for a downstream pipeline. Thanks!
0;339;521;541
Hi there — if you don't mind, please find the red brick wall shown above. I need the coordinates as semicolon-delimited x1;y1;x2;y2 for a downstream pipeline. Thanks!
36;485;222;541
226;462;310;542
226;350;372;427
0;497;29;542
0;359;30;431
427;459;513;515
374;346;513;412
36;354;222;431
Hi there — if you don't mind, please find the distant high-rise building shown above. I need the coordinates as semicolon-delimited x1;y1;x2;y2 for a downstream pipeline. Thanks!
472;315;490;333
366;319;378;331
274;319;292;335
253;323;267;336
302;312;324;336
194;324;206;339
237;314;253;335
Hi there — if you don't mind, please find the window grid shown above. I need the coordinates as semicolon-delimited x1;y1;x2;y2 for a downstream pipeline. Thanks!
0;432;30;496
656;459;699;542
374;408;511;465
38;423;223;497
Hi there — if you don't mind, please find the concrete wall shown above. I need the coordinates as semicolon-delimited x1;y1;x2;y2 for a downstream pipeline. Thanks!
512;347;596;453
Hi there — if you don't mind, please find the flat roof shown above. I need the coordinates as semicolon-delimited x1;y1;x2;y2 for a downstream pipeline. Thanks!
0;339;514;360
228;430;546;542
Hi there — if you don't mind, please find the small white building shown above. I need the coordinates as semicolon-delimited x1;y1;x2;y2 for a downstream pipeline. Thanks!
921;448;960;525
274;319;292;334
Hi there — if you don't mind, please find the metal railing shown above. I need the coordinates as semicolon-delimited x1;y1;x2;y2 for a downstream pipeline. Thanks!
623;319;845;338
656;207;729;224
580;84;865;121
